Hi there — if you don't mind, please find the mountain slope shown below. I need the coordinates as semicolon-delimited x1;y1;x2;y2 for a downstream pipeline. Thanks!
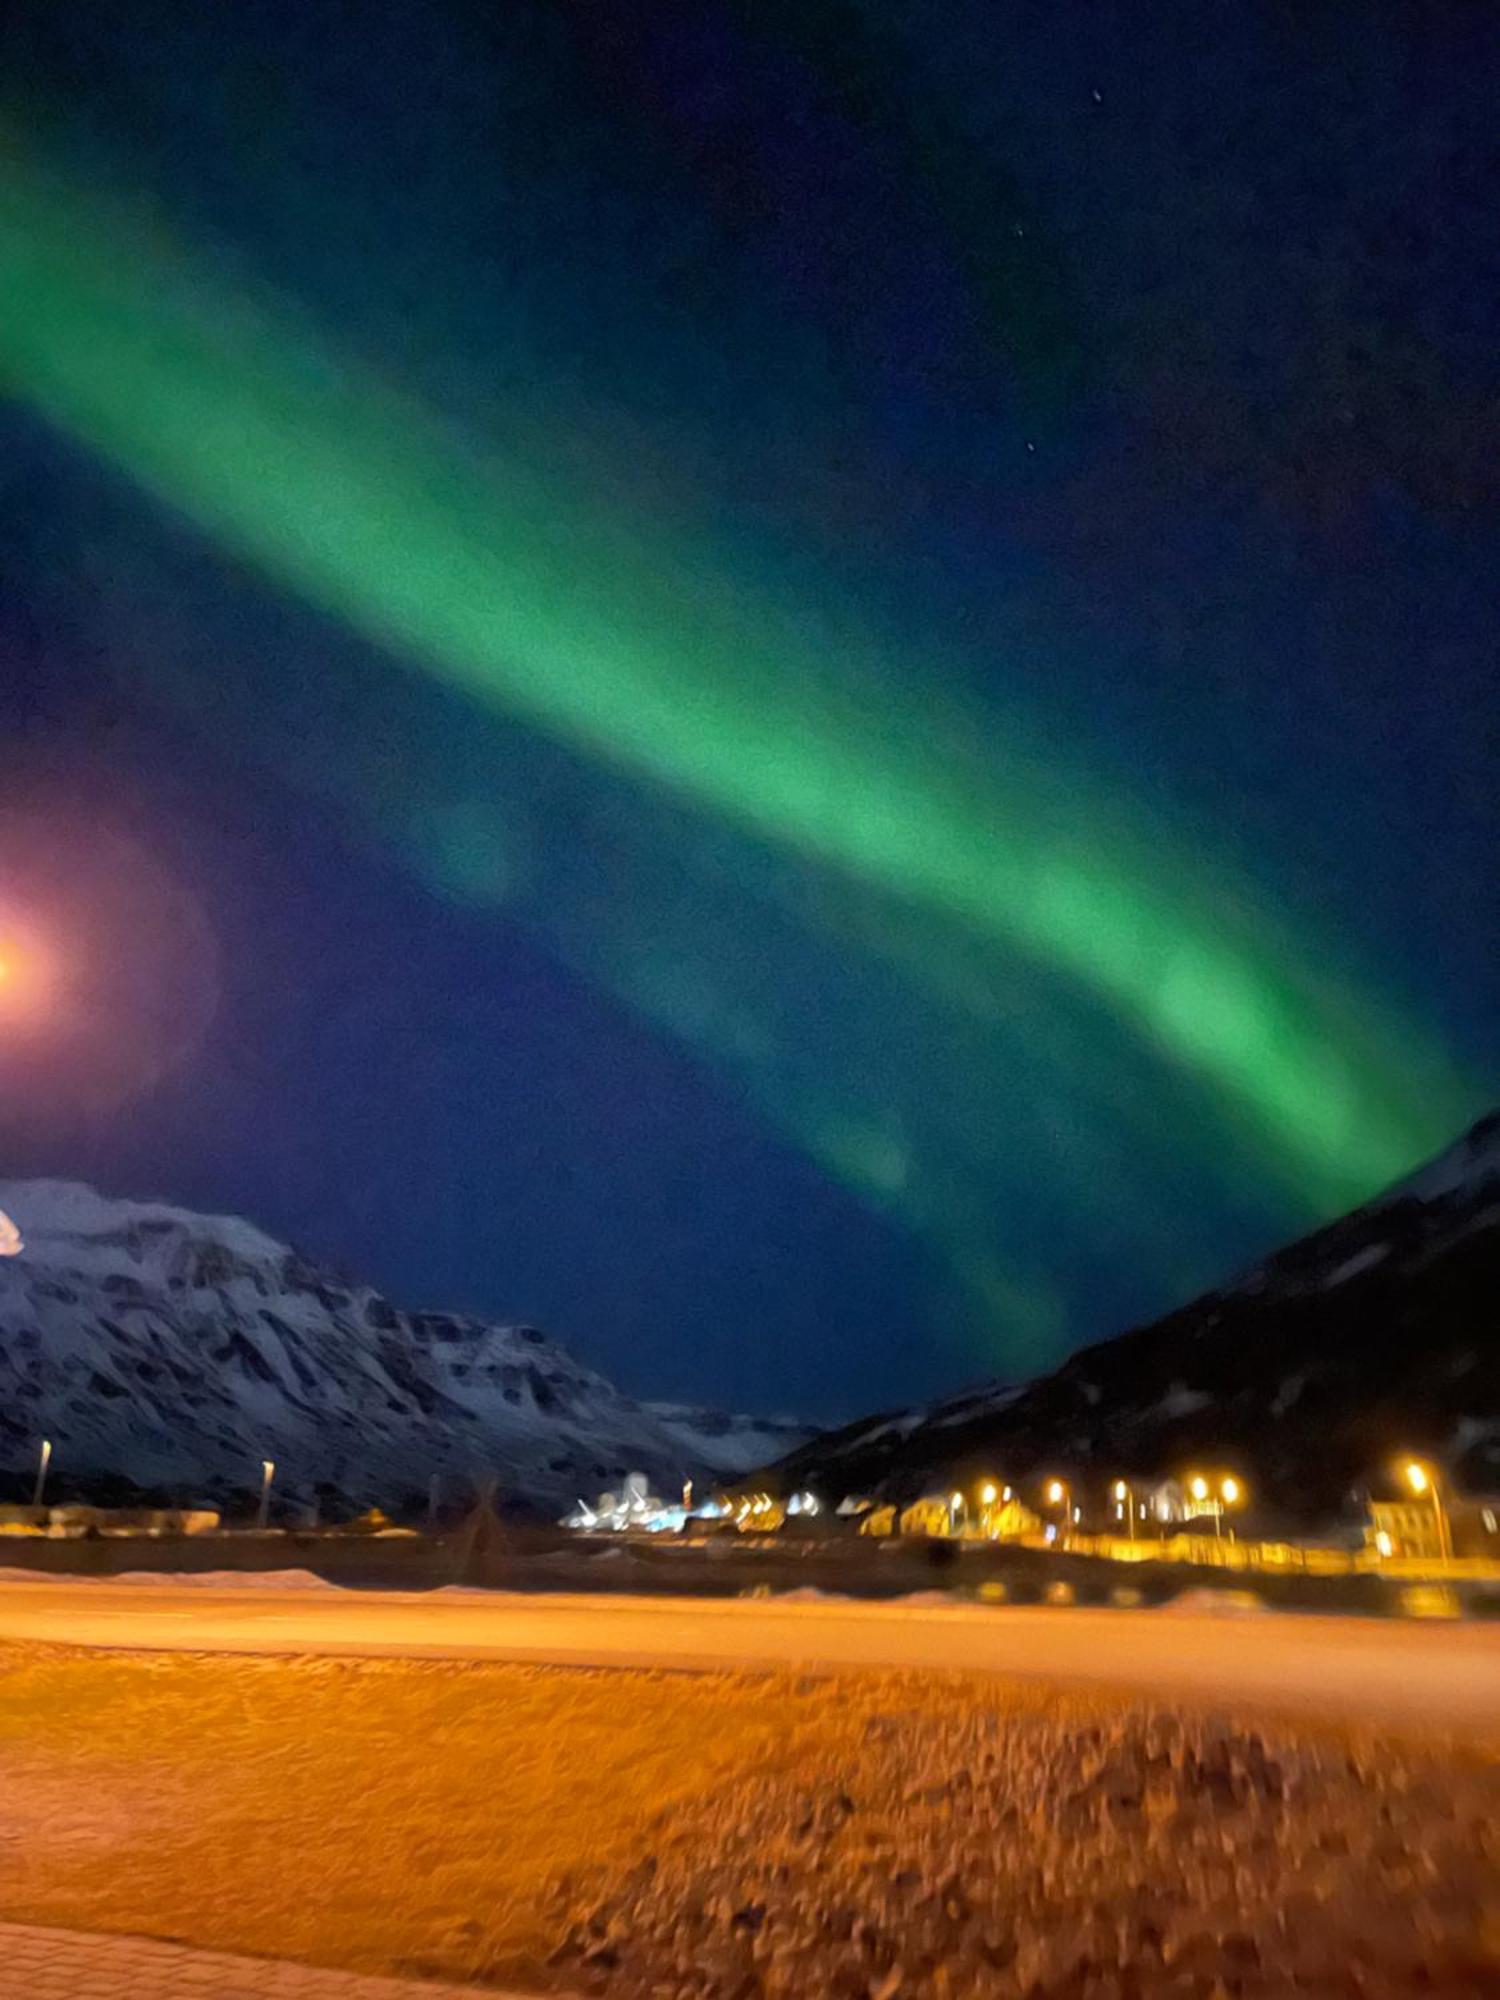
0;1180;806;1512
769;1110;1500;1520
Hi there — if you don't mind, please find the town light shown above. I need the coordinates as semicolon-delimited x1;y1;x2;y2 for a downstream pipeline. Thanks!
1220;1475;1241;1506
1043;1479;1074;1543
32;1437;52;1509
1189;1475;1209;1503
257;1456;275;1529
1398;1458;1451;1563
980;1482;998;1506
1113;1479;1128;1501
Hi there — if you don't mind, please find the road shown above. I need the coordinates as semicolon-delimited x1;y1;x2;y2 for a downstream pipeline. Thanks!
0;1575;1496;1738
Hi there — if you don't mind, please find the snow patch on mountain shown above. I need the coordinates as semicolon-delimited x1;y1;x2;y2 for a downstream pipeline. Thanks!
0;1180;809;1510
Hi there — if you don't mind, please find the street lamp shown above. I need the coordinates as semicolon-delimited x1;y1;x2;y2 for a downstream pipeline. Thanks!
1045;1478;1071;1543
980;1481;998;1506
257;1457;275;1530
1401;1459;1451;1563
32;1437;51;1510
1186;1472;1227;1537
1113;1478;1137;1539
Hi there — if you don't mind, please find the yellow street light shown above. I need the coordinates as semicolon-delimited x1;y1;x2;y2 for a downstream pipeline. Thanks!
980;1482;998;1507
1185;1472;1230;1538
1220;1475;1242;1507
1398;1458;1451;1563
1043;1478;1073;1544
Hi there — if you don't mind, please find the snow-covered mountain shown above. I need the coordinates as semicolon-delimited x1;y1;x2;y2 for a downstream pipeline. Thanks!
0;1180;808;1512
766;1108;1500;1521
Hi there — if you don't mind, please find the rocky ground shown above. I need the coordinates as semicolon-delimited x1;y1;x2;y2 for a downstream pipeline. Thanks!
0;1643;1495;1998
548;1696;1500;1999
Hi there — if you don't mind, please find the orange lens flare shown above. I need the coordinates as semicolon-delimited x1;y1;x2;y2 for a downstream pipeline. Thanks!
0;932;45;1013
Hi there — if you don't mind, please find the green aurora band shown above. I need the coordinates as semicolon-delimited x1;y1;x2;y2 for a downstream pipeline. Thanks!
0;147;1471;1218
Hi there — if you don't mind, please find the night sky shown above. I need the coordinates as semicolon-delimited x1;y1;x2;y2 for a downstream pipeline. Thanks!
2;2;1496;1423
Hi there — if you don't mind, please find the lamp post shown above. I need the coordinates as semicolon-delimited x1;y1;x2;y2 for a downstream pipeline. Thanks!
1402;1459;1451;1564
1045;1478;1071;1544
1219;1474;1244;1541
257;1457;275;1530
1113;1478;1136;1539
32;1437;51;1510
1186;1472;1223;1536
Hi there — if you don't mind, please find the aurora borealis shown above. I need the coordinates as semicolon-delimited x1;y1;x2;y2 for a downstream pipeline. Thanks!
3;3;1496;1415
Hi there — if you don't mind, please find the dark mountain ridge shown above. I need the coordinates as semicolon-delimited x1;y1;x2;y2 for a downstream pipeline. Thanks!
766;1110;1500;1522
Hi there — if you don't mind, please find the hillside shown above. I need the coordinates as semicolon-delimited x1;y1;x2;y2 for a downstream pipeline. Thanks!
768;1110;1500;1520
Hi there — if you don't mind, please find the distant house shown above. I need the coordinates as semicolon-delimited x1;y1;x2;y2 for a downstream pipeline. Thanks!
0;1505;219;1539
1458;1498;1500;1558
1145;1478;1188;1526
1366;1499;1443;1561
899;1494;961;1539
1367;1494;1500;1561
979;1495;1041;1541
736;1496;786;1533
875;1492;1041;1542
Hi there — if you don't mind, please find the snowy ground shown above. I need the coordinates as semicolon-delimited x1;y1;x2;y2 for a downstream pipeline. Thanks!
0;1576;1498;1736
0;1640;1496;1997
